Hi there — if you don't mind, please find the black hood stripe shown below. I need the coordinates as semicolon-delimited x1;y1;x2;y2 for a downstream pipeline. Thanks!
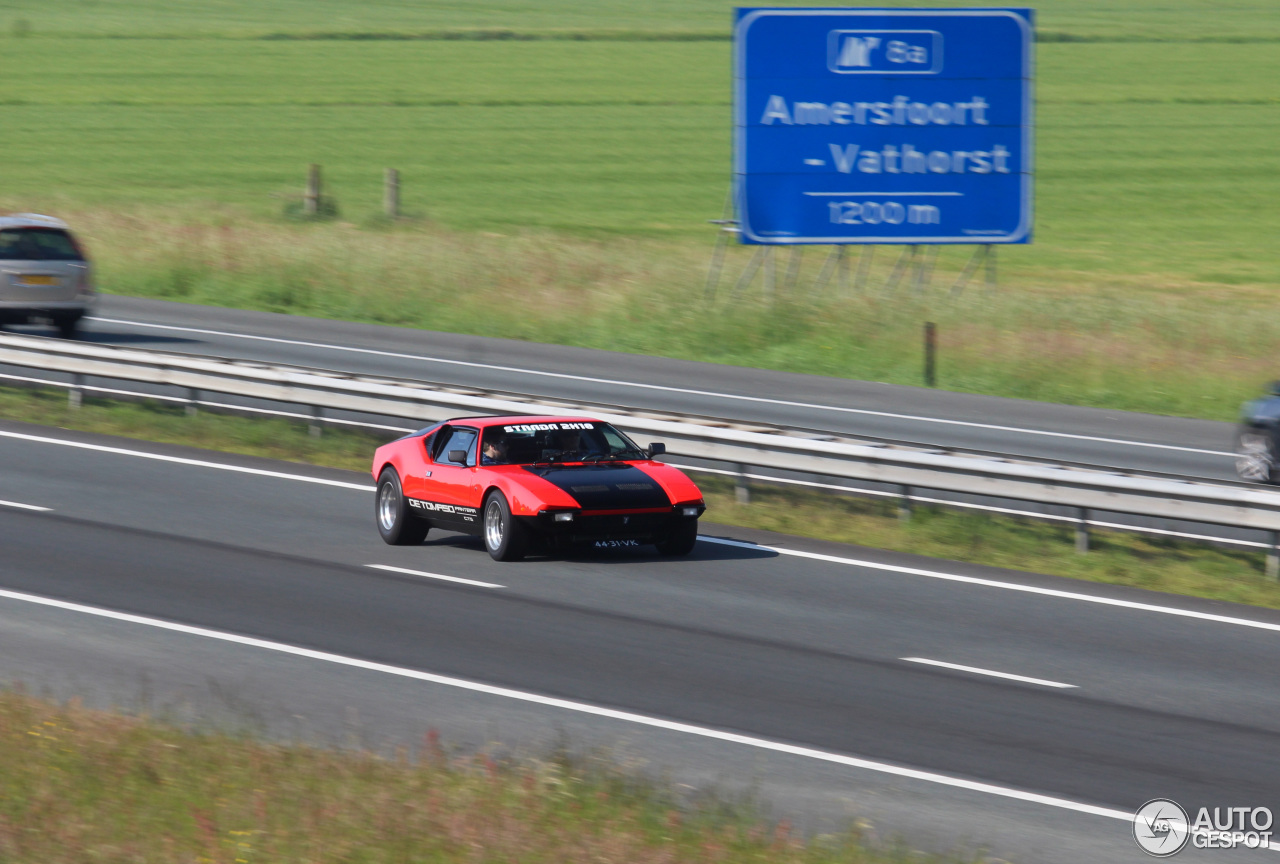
524;463;671;510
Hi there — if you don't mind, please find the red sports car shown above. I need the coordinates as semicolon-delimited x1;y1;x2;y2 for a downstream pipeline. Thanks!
371;415;706;561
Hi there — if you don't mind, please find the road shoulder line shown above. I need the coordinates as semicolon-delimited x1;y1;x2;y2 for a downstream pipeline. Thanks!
0;584;1137;827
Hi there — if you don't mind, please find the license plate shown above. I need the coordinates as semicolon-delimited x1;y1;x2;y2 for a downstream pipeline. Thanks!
17;275;57;287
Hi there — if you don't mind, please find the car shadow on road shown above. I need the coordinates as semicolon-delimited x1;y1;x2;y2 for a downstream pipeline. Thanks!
420;532;778;565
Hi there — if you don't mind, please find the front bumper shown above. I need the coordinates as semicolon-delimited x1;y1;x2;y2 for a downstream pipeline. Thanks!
524;505;704;548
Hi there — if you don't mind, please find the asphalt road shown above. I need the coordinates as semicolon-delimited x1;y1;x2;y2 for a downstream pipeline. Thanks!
2;418;1278;862
57;294;1239;480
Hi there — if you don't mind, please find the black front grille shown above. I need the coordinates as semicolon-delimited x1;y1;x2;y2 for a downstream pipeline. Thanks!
572;512;669;540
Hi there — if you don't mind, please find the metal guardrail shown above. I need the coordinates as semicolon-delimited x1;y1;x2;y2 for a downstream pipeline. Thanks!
1;332;1277;565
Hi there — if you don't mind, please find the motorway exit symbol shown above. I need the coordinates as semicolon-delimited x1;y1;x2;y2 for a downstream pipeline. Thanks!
734;8;1034;244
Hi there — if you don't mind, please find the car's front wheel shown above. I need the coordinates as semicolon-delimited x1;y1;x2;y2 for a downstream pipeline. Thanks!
1236;429;1277;483
376;467;429;545
483;491;528;562
655;519;698;556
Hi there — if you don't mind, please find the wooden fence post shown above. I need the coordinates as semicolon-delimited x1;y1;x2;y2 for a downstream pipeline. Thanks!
304;164;321;216
384;168;400;219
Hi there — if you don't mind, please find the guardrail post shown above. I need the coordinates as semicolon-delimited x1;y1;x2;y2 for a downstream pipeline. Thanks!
924;322;937;388
310;405;324;438
68;373;83;410
735;464;750;505
1268;531;1279;581
1075;508;1090;553
898;485;912;522
185;388;199;417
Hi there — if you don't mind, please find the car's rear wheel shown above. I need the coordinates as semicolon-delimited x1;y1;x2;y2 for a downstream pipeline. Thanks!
376;467;429;545
1236;429;1277;483
655;519;698;556
483;491;528;562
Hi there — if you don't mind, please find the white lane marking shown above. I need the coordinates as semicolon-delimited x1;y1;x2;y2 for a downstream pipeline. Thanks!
0;499;51;512
89;317;1233;458
366;564;503;589
6;428;1273;635
0;430;375;492
700;536;1280;634
0;585;1136;827
902;657;1076;689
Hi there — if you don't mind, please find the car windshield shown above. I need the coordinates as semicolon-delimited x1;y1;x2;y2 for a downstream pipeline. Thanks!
0;228;83;261
479;421;646;465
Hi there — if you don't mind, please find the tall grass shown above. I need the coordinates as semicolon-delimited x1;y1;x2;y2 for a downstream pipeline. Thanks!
65;207;1280;420
1;688;930;863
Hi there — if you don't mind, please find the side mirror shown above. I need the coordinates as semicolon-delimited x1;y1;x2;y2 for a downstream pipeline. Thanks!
647;442;666;457
448;449;468;465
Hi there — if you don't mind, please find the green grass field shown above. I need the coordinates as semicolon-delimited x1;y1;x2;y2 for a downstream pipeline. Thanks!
1;2;1278;419
7;0;1280;39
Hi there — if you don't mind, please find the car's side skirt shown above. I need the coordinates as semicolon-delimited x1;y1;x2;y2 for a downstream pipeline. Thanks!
406;497;481;533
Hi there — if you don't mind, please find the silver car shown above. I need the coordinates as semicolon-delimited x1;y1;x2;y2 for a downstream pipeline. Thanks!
0;213;95;338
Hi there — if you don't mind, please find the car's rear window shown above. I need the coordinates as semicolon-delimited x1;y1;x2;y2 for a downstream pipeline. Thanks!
0;228;83;261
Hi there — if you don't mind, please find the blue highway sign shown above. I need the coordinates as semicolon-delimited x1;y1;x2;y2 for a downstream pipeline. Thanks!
734;8;1034;244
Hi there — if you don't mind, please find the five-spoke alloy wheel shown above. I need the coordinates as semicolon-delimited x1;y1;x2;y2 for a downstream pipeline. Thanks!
483;491;528;562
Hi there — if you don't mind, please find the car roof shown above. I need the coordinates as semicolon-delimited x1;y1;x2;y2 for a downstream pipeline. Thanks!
446;415;601;428
0;213;71;230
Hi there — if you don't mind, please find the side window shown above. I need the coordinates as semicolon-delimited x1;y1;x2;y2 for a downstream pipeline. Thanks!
429;426;451;462
434;427;478;467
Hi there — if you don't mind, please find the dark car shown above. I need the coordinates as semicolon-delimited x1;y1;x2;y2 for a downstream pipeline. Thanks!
371;415;706;561
1235;383;1280;482
0;213;95;338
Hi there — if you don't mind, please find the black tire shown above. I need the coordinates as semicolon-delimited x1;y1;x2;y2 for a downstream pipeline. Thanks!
482;491;528;562
54;315;81;339
375;467;429;545
1235;428;1277;483
655;519;698;556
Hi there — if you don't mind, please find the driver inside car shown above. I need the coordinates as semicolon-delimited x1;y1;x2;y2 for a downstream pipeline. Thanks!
549;429;582;460
480;437;508;465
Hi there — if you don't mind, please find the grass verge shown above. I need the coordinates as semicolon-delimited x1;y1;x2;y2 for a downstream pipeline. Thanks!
0;688;925;863
6;383;1280;610
41;209;1280;422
